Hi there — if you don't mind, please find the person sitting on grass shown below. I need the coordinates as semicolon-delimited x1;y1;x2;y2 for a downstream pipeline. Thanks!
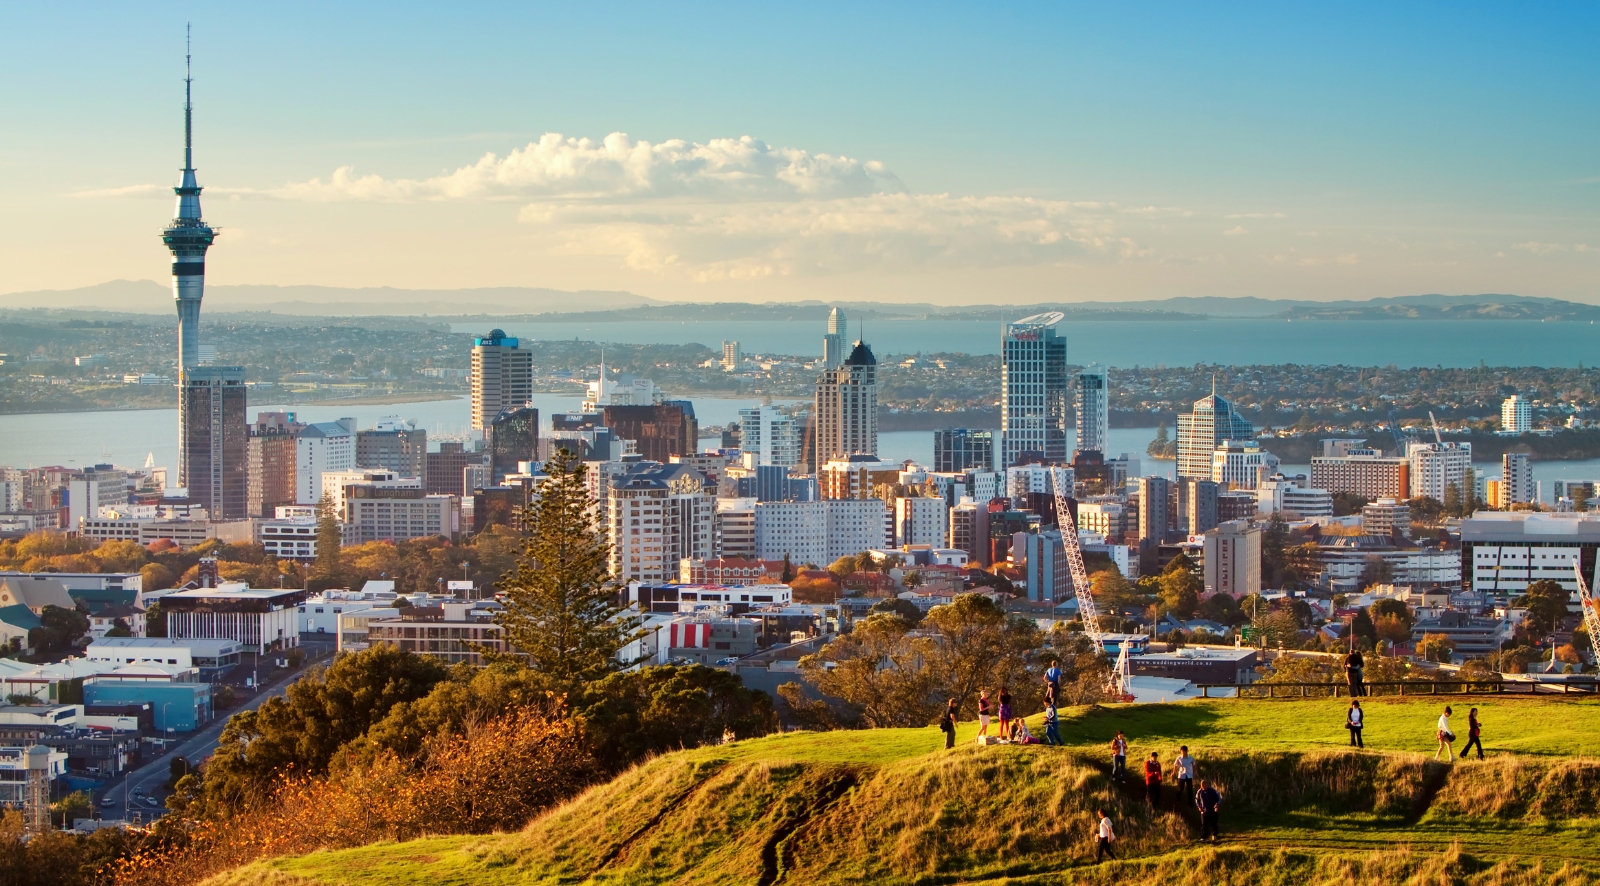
1013;717;1039;745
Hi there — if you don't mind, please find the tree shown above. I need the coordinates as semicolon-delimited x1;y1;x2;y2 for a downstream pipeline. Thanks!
49;791;91;829
1157;561;1202;619
1369;598;1415;632
1199;592;1245;626
869;597;923;625
902;570;925;590
311;492;344;589
1516;579;1570;639
1576;485;1594;512
1350;608;1378;649
781;553;794;583
494;448;638;693
29;605;89;655
827;554;860;577
921;594;1042;716
1147;421;1175;459
1374;614;1413;647
576;665;778;763
798;613;937;728
1417;633;1455;663
1407;496;1445;527
1251;609;1301;648
1090;568;1143;618
1358;555;1394;590
1331;492;1370;518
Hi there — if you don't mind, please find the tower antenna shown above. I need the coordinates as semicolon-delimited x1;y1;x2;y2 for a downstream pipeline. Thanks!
184;22;194;172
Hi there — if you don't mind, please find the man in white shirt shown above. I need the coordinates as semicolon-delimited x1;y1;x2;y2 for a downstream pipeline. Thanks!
1094;809;1117;862
1172;746;1197;803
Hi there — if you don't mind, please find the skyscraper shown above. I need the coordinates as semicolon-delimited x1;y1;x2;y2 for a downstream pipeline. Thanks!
738;406;801;467
822;307;847;370
1501;395;1532;435
933;429;995;472
489;407;539;484
1176;382;1255;479
813;340;878;461
470;329;533;431
162;39;247;519
1075;363;1109;456
1502;452;1535;505
1000;312;1069;469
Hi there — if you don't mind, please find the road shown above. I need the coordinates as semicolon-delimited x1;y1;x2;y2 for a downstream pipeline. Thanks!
94;655;318;823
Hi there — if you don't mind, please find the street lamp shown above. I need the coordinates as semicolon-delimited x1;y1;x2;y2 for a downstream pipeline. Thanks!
161;702;173;744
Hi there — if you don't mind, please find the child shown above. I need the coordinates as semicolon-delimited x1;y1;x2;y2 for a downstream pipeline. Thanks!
1044;705;1062;746
1014;718;1039;745
976;690;992;741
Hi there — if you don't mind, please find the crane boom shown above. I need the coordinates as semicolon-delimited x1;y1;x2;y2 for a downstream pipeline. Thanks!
1052;466;1129;698
1571;560;1600;666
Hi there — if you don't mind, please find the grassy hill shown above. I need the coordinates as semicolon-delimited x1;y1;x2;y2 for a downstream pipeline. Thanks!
205;696;1600;885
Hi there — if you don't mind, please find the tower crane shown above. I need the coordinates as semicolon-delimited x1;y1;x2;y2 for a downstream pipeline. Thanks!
1570;560;1600;666
1052;466;1130;699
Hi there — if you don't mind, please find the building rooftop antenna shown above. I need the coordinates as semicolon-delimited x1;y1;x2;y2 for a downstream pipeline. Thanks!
184;22;194;173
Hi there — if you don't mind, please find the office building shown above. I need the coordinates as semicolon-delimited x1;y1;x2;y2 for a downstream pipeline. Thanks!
603;403;697;463
247;413;300;517
1075;500;1128;543
489;407;539;484
1361;498;1411;537
1012;529;1068;603
356;419;427;483
1203;520;1261;596
343;485;460;545
470;329;533;431
721;340;741;369
822;306;846;370
1176;386;1255;480
813;340;879;461
368;602;509;666
894;496;949;548
426;442;488;497
1000;312;1069;468
1256;476;1333;520
66;466;128;527
296;418;356;504
1174;478;1220;536
1460;511;1600;603
933;429;995;473
260;509;318;561
1502;395;1532;435
1311;451;1410;501
1135;476;1172;572
1075;363;1109;456
949;500;990;566
320;469;417;515
738;406;802;467
608;463;716;583
1407;441;1473;501
754;499;890;565
819;455;902;501
162;585;307;654
714;498;758;559
1502;452;1535;506
1211;440;1279;491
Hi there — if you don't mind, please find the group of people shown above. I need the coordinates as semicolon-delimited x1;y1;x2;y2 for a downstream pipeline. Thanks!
1344;700;1485;761
1096;732;1224;859
939;658;1072;750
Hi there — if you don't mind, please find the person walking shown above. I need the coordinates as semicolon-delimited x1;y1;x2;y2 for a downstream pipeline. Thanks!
1172;746;1196;803
998;686;1013;738
939;698;958;750
1343;646;1366;698
1043;703;1062;746
1111;730;1128;782
1462;707;1484;760
1346;699;1364;749
976;690;992;742
1435;705;1456;762
1195;780;1223;843
1144;751;1163;808
1094;809;1117;862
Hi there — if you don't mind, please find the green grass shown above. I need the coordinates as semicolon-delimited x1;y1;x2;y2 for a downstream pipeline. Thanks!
206;696;1600;886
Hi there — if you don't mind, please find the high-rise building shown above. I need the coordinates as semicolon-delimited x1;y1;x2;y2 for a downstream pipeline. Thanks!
1174;478;1220;537
1502;452;1535;506
489;407;540;484
356;419;428;483
737;406;801;467
813;341;878;462
160;49;247;519
1362;498;1412;537
1176;385;1255;480
248;413;301;518
1135;475;1171;572
1203;520;1261;596
469;329;533;431
1407;441;1473;501
894;496;949;547
607;463;715;583
1075;363;1109;457
1311;450;1410;500
1501;395;1532;435
1210;441;1280;491
296;419;356;504
721;340;741;369
603;403;697;463
933;429;995;473
426;442;488;498
753;499;890;565
822;307;847;370
1000;312;1069;468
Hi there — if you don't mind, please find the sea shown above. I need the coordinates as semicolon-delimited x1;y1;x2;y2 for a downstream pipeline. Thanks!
6;398;1600;498
466;318;1600;368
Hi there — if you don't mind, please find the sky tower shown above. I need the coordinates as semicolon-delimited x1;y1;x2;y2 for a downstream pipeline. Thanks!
161;25;215;370
161;29;247;519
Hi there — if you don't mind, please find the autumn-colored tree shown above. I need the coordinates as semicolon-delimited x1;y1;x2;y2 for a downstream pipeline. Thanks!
1516;579;1570;638
1157;555;1202;619
922;593;1043;716
799;613;937;728
1416;632;1455;663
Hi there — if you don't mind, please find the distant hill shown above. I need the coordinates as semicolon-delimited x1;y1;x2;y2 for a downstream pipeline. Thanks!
4;282;1597;321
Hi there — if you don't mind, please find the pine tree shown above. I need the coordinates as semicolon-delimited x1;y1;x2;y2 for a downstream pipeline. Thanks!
312;492;343;586
494;449;638;694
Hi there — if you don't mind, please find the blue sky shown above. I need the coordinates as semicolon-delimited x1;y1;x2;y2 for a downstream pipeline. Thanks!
1;2;1596;304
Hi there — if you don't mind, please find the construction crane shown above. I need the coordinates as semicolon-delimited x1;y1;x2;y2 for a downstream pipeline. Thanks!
1429;411;1445;445
1386;409;1412;456
1051;466;1131;699
1570;560;1600;666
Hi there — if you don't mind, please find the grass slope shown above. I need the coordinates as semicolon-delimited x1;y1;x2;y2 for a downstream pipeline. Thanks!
208;697;1600;885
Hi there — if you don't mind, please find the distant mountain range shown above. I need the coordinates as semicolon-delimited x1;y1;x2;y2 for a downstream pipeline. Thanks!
2;281;1598;322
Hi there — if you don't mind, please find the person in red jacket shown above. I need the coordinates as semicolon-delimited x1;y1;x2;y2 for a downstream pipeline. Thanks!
1143;751;1163;807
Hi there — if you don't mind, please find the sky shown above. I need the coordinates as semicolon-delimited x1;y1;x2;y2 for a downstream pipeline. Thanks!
1;2;1596;306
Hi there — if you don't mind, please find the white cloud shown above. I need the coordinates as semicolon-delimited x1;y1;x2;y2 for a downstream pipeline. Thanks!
72;184;171;198
1223;225;1248;236
1224;212;1287;219
1511;241;1567;255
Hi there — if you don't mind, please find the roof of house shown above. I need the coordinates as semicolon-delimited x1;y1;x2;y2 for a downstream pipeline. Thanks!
0;577;74;612
0;604;41;631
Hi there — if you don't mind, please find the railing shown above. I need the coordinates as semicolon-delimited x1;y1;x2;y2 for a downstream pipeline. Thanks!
1195;679;1600;699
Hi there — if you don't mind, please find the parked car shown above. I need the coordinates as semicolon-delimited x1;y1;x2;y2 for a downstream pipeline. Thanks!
715;657;739;666
99;797;115;808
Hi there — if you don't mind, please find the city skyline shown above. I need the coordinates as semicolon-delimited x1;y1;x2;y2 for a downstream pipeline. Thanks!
2;5;1597;306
